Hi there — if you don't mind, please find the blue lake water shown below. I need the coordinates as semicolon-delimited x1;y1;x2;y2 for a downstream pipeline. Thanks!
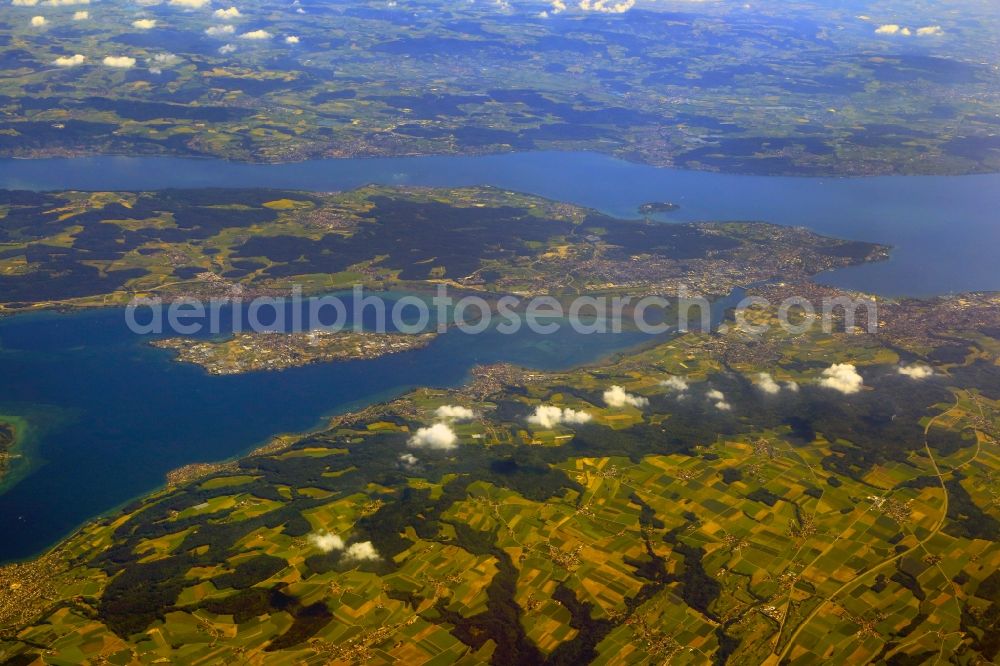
0;294;681;562
0;150;998;562
3;151;1000;296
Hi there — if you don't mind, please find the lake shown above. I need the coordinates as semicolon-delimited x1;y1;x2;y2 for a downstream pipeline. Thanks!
1;150;998;562
3;151;1000;296
2;290;728;562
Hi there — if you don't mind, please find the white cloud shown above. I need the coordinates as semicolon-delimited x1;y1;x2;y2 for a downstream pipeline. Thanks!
218;43;236;54
30;15;46;26
819;363;864;394
285;35;299;44
342;541;380;562
12;0;39;6
756;373;797;396
239;29;272;40
660;376;689;393
42;0;88;5
205;24;234;36
53;53;85;67
103;55;136;68
898;364;934;380
528;405;592;429
900;27;912;36
308;532;344;552
409;423;458;450
148;52;179;73
528;405;565;428
875;24;902;35
169;0;209;7
578;0;634;13
399;452;419;468
756;372;782;395
706;388;731;411
213;5;240;18
603;385;649;409
434;405;475;422
550;0;566;12
151;52;179;64
916;25;944;37
561;408;592;424
72;9;87;18
132;18;156;29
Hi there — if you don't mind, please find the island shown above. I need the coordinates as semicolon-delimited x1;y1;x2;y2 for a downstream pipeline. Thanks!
152;330;437;375
638;201;681;215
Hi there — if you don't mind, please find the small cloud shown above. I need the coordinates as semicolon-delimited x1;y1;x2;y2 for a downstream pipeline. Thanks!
408;423;458;450
550;0;566;12
42;0;88;5
660;376;689;393
53;53;85;66
756;372;782;395
875;24;902;35
11;0;39;6
559;408;592;424
169;0;209;7
819;363;864;394
239;29;272;40
285;35;299;44
30;15;46;26
528;405;592;429
218;43;236;54
72;9;87;18
603;385;649;409
916;25;944;36
342;541;380;562
898;364;933;380
785;380;800;393
578;0;634;13
148;52;179;73
398;452;419;468
434;405;475;422
205;24;234;36
706;388;731;411
308;532;344;552
102;55;136;68
213;5;240;18
900;27;912;36
132;18;156;29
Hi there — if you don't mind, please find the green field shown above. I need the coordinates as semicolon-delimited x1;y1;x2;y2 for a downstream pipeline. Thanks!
1;296;998;664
